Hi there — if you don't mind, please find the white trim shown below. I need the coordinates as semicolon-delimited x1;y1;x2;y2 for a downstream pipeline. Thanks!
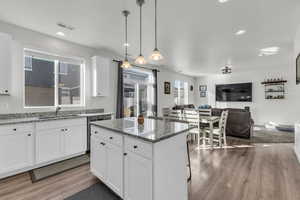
23;48;86;108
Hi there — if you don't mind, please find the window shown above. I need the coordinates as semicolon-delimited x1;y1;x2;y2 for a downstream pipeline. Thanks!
24;49;84;107
174;80;188;105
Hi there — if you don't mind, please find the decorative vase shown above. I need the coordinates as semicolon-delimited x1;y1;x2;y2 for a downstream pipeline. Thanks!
138;114;144;125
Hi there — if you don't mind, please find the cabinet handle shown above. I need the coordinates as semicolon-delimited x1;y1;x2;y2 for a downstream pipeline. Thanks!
109;136;113;140
5;90;8;93
61;129;65;132
123;153;127;156
94;131;98;134
133;145;138;149
100;142;106;146
27;134;31;136
65;129;68;131
13;128;17;131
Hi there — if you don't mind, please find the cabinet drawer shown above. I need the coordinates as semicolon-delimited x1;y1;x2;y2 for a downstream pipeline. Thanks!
36;118;86;130
0;123;34;136
91;126;123;147
125;136;152;159
101;128;123;147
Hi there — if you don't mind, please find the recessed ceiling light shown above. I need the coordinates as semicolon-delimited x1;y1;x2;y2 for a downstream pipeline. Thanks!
56;32;65;37
218;0;229;3
259;46;280;56
123;43;130;47
235;30;246;35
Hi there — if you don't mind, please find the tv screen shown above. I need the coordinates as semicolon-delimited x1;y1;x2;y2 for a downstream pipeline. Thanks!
216;83;252;102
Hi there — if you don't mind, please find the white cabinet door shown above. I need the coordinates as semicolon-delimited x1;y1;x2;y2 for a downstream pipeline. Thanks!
106;142;123;197
0;32;12;95
124;152;152;200
92;56;110;97
64;125;87;156
36;128;63;164
90;136;107;181
0;132;33;174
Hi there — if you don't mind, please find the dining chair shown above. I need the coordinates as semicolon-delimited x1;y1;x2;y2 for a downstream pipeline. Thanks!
205;110;229;147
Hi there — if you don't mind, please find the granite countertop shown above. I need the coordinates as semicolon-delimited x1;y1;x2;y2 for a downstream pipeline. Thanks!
90;117;195;143
0;109;113;126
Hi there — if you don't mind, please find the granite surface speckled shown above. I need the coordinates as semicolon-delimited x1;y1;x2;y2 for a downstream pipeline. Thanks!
90;117;195;143
0;109;113;125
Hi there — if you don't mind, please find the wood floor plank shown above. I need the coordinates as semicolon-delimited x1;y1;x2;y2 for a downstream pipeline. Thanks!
0;140;300;200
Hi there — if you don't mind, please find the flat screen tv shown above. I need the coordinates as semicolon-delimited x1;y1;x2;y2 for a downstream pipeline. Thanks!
216;83;252;102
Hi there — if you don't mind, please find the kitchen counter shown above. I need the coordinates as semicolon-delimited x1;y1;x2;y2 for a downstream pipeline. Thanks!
90;117;194;143
0;109;113;126
90;117;191;200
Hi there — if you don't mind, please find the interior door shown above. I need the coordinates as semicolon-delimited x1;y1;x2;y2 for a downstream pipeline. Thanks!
90;136;107;181
124;152;152;200
106;142;123;197
0;132;33;174
36;128;62;164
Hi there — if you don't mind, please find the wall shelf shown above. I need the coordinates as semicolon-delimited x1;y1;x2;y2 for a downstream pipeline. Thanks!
261;79;287;100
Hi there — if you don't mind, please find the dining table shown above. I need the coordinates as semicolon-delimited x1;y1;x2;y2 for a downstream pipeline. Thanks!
159;115;221;148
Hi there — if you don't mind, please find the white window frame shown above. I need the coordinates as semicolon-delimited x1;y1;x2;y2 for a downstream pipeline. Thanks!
174;80;189;105
23;48;85;109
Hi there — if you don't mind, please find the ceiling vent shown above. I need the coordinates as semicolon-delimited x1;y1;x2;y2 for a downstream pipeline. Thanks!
57;22;75;31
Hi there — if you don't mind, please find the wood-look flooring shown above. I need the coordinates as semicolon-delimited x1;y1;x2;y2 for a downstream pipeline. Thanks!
1;138;300;200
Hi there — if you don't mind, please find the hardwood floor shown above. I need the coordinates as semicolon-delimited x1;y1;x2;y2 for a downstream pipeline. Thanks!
188;139;300;200
1;139;300;200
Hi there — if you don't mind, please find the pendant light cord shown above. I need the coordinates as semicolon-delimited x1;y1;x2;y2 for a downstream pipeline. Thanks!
155;0;157;49
140;5;142;55
125;13;128;59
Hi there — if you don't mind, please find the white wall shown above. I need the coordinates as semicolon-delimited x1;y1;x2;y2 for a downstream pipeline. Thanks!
0;20;119;114
195;60;300;125
157;70;196;116
0;20;195;115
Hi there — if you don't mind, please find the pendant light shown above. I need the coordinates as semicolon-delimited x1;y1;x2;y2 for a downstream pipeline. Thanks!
150;0;163;61
135;0;147;65
121;10;132;69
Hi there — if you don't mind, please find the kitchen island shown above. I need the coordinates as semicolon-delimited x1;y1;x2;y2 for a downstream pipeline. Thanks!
90;117;194;200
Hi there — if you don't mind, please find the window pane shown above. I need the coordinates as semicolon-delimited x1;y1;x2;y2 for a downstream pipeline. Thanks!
25;57;55;107
58;62;81;105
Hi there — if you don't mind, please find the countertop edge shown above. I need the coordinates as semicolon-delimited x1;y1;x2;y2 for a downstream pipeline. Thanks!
90;122;196;143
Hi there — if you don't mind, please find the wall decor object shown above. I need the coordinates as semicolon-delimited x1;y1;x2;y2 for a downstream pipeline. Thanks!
199;85;207;92
200;91;206;98
190;85;193;91
164;82;171;94
297;53;300;84
261;78;287;100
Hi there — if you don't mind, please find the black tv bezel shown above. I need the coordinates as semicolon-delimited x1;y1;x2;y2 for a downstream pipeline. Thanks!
215;82;253;102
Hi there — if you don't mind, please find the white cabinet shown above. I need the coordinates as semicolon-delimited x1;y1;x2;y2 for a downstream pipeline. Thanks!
36;118;87;165
124;151;152;200
106;142;123;195
90;127;123;197
90;125;188;200
0;123;34;175
92;56;110;97
64;125;87;155
36;128;63;164
0;32;12;95
91;135;107;181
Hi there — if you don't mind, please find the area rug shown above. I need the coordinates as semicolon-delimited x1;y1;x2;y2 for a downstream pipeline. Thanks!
30;154;90;182
250;126;294;143
65;182;121;200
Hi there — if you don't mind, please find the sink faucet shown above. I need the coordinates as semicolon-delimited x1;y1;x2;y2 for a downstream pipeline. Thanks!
55;106;61;116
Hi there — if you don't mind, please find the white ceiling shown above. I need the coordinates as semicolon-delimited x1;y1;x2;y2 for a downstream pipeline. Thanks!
0;0;299;76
